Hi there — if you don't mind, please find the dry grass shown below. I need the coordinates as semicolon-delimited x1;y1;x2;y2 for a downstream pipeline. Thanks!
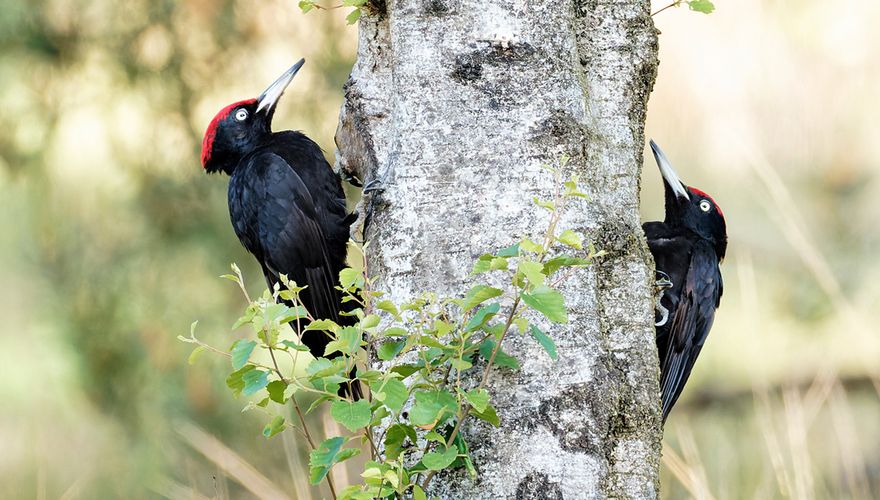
175;420;291;500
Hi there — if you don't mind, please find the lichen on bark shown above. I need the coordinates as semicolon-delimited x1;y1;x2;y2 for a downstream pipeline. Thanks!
335;1;661;497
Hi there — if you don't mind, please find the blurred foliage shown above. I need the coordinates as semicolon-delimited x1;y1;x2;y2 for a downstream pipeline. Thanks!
0;0;355;497
1;0;878;498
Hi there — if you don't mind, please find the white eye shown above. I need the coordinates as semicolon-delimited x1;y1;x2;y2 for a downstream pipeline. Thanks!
235;109;248;121
699;200;712;212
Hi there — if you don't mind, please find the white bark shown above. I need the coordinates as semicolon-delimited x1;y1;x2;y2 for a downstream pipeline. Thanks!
335;0;660;497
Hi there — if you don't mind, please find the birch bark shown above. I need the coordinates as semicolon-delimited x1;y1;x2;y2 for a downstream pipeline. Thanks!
335;1;660;497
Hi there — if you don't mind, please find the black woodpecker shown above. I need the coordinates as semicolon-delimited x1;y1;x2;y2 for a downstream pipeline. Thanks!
201;59;360;399
643;140;726;422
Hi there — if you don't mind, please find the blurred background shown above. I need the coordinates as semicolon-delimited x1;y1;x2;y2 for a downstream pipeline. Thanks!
0;0;877;498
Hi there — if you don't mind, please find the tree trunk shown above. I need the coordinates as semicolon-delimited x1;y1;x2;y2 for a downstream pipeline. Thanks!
335;1;661;497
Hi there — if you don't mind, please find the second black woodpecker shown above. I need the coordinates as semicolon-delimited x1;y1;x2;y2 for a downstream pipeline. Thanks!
643;140;727;422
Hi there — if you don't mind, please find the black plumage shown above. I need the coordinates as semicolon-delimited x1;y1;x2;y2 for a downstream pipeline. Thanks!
201;59;360;398
643;140;726;422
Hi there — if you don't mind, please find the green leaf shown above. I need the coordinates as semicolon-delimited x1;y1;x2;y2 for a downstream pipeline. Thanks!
226;365;256;397
496;243;520;257
359;314;380;329
486;257;506;271
412;484;427;500
518;260;546;287
281;340;310;352
520;286;568;323
520;238;543;253
345;8;362;25
471;254;493;274
232;308;256;329
339;268;364;289
220;273;239;283
357;369;382;384
464;303;500;332
267;380;287;404
688;0;715;13
384;424;417;460
471;403;501;426
410;390;458;429
262;415;285;438
370;406;390;426
330;400;371;432
529;324;558;360
305;319;339;332
298;0;315;13
563;176;589;199
309;437;361;484
449;357;472;371
557;229;583;249
383;470;399;489
424;431;445;443
242;369;269;396
542;255;591;276
479;339;520;370
390;363;421;379
277;306;309;324
533;197;555;211
378;326;408;338
338;486;373;500
306;357;334;377
433;319;453;337
422;446;458;471
376;300;399;317
306;358;348;392
306;394;334;414
464;389;490;413
188;345;206;365
449;433;476;478
377;340;405;361
230;339;257;370
324;327;361;356
462;285;503;310
374;378;408;413
284;382;298;400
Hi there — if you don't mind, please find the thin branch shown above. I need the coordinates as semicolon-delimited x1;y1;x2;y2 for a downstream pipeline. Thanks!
291;394;338;500
652;1;683;16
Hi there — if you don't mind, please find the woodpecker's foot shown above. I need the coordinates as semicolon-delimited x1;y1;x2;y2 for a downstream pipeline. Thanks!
363;179;384;194
653;270;673;326
342;171;364;188
655;270;673;291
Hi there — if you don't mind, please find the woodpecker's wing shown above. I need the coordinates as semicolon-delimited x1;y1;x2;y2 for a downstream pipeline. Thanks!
231;152;342;328
261;153;341;323
659;243;723;421
643;222;693;352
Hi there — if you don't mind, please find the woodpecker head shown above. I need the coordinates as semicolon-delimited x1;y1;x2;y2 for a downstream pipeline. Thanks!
650;139;727;260
201;59;305;175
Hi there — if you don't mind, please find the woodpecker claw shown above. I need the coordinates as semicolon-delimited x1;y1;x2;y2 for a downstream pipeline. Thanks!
653;270;673;326
363;179;385;194
655;270;673;291
342;172;364;188
655;303;670;326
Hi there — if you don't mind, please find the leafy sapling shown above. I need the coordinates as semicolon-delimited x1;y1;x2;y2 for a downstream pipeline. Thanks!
182;160;603;499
